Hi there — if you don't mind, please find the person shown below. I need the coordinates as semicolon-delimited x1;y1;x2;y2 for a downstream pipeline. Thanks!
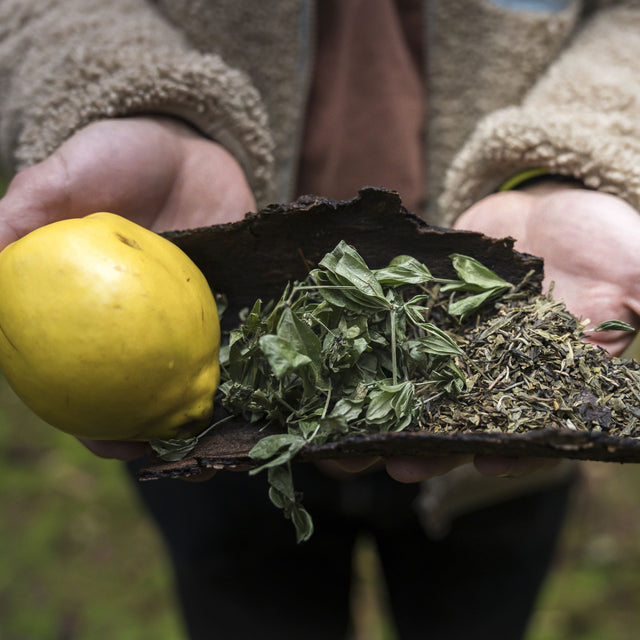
1;1;639;638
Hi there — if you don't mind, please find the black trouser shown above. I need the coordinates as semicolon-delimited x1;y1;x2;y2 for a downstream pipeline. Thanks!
127;461;575;640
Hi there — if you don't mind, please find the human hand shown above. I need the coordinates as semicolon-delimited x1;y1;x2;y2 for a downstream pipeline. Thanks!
0;116;256;463
0;115;255;246
320;454;557;482
455;183;640;355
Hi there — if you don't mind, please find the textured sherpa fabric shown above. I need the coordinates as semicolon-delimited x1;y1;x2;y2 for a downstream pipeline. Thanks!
155;0;314;203
0;0;276;205
1;0;640;219
439;4;640;223
425;0;581;213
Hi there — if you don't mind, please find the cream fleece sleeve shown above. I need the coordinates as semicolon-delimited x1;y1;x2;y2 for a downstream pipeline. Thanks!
439;4;640;225
0;0;274;204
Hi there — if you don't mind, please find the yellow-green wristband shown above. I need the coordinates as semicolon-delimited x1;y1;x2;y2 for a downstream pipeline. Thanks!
498;168;550;192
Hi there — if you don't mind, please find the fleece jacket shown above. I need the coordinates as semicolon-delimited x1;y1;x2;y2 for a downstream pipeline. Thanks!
1;0;640;224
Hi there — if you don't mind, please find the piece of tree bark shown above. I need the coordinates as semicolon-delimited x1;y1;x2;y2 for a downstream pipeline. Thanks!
139;188;640;481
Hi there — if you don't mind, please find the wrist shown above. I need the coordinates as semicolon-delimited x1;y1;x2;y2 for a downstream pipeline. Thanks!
499;169;585;197
518;179;585;198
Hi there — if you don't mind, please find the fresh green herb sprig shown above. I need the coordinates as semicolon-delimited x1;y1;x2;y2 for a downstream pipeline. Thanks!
217;241;511;542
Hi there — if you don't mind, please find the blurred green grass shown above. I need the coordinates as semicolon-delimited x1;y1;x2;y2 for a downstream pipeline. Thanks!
0;379;186;640
526;462;640;640
3;370;640;640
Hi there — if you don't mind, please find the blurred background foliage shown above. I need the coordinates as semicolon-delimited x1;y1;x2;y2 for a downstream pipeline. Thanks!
2;372;640;640
0;378;186;640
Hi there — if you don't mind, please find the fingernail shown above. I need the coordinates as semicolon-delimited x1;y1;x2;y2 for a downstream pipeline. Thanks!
475;456;515;477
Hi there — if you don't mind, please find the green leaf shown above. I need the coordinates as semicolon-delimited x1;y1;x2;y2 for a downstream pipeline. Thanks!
321;241;385;296
431;361;466;394
291;505;315;543
245;298;264;331
266;462;297;499
149;436;199;462
447;254;510;291
448;289;516;320
403;294;432;315
277;307;326;389
259;334;312;379
249;433;306;461
314;241;390;310
374;255;433;286
365;380;416;430
267;465;314;543
278;309;323;359
323;320;371;372
329;397;365;422
316;416;350;439
593;320;635;332
249;434;306;473
417;323;463;356
268;486;285;509
448;288;505;319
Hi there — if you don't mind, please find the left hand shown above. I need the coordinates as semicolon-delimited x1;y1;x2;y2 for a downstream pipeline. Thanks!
454;183;640;355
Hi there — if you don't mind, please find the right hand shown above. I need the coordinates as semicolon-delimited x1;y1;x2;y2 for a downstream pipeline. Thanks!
0;115;256;246
0;116;257;462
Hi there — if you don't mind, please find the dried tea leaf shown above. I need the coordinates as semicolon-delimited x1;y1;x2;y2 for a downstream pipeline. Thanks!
594;320;635;332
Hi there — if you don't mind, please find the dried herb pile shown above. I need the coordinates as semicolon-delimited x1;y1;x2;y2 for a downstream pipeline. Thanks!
422;295;640;438
217;241;507;448
206;241;637;541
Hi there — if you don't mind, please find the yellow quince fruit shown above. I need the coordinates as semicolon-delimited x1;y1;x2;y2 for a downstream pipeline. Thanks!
0;212;220;441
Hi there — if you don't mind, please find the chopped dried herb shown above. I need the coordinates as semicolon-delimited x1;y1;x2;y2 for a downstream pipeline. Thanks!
420;295;640;439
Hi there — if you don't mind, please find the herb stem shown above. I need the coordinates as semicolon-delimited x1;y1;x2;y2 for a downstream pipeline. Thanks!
390;307;398;385
293;284;363;292
273;394;300;416
321;386;332;420
307;314;339;338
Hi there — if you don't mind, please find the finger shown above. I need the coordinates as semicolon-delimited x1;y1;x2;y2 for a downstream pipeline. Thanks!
0;156;72;248
316;457;381;477
453;190;533;239
385;455;472;483
0;118;179;242
333;456;381;473
181;468;217;482
473;455;558;478
77;438;150;461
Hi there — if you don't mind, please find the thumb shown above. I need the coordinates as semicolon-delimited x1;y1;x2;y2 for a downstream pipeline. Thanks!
0;155;73;249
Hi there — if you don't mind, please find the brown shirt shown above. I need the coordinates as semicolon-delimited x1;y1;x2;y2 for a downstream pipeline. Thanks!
296;0;425;214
